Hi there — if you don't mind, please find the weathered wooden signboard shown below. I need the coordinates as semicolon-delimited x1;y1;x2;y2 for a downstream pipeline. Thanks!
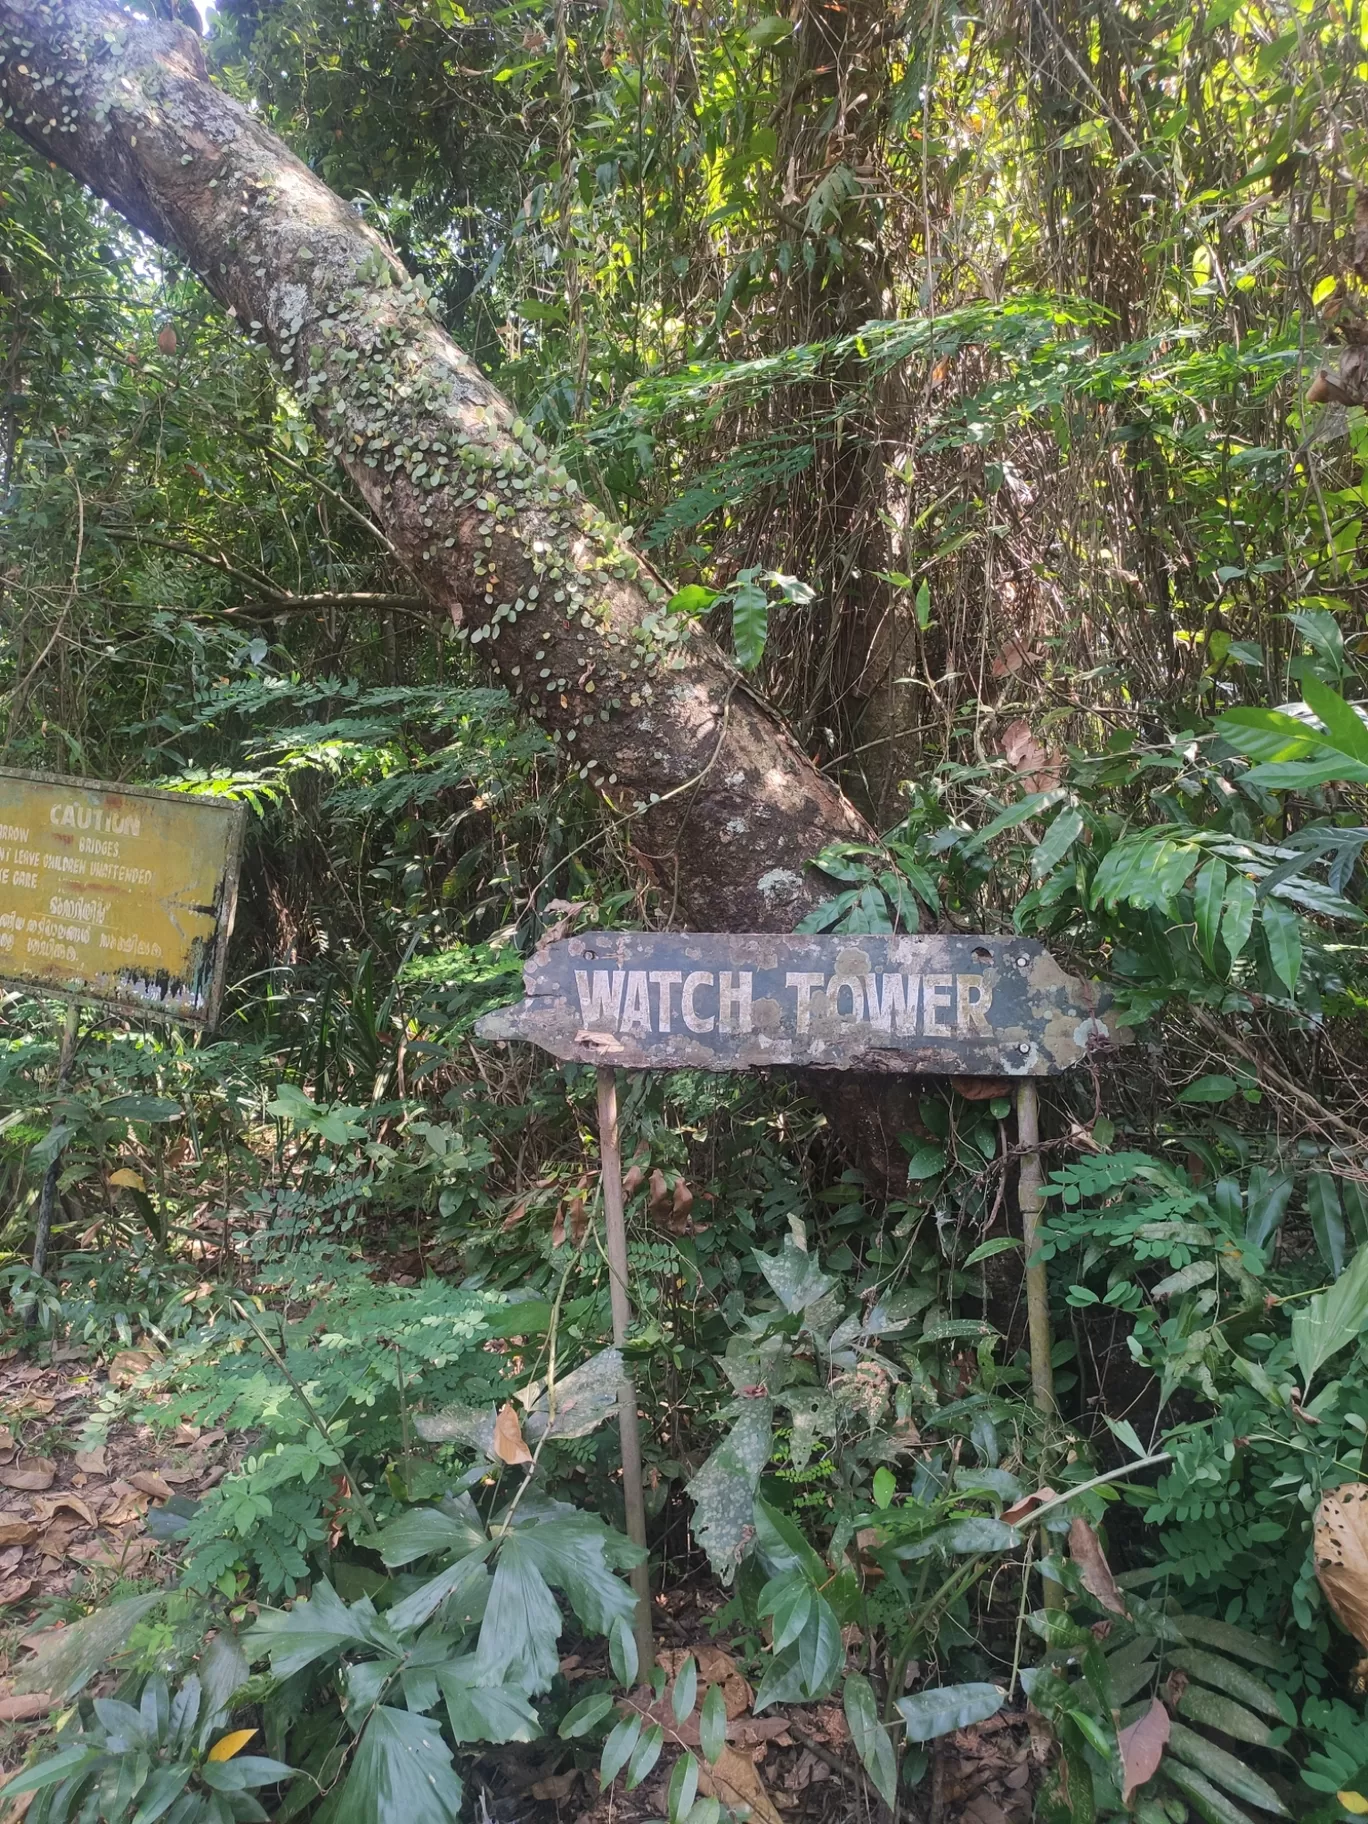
476;931;1122;1075
0;769;245;1027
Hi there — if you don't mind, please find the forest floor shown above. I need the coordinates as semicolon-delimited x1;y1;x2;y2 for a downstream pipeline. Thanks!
0;1339;1043;1824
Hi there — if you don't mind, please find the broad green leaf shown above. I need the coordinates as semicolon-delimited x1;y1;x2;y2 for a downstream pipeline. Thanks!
755;1240;834;1313
667;1751;699;1823
753;1596;842;1710
509;1514;639;1636
329;1706;462;1824
1221;873;1257;962
1292;1244;1368;1391
1091;832;1202;911
1031;808;1084;880
599;1715;643;1787
667;585;717;616
1244;1167;1294;1251
963;1236;1020;1267
625;1722;664;1790
246;1582;395;1681
1260;895;1302;993
1166;1648;1281;1719
130;1763;193;1824
609;1614;638;1688
1176;1075;1237;1105
843;1673;897;1807
1176;1682;1271;1746
1150;1260;1216;1300
1173;1614;1282;1670
475;1536;564;1693
686;1399;773;1580
435;1664;540;1744
896;1682;1005;1741
699;1682;727;1765
1167;1721;1289;1815
1194;858;1227;968
385;1545;492;1634
1307;1173;1347;1277
1245;757;1368;788
731;581;768;670
672;1656;697;1725
378;1499;486;1568
199;1756;296;1793
0;1747;105;1799
100;1094;184;1124
758;1574;812;1652
524;1348;625;1442
905;1142;947;1181
559;1692;616;1739
1165;1756;1264;1824
914;579;932;630
1303;678;1368;763
1217;706;1320;762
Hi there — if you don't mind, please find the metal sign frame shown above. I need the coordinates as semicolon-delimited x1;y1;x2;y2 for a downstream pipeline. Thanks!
0;767;247;1031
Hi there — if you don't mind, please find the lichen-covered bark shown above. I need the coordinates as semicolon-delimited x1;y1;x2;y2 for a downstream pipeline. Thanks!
0;0;871;935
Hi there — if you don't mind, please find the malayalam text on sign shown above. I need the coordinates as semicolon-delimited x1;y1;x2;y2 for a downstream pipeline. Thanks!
0;769;245;1026
478;932;1124;1076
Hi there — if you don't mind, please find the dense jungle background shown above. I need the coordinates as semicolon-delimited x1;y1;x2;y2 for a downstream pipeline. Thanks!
5;0;1368;1819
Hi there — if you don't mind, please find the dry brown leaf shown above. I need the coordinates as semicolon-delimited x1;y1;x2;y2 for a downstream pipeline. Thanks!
1;1789;36;1824
1001;719;1062;793
697;1746;783;1824
10;1399;54;1419
1314;1482;1368;1650
0;1426;15;1456
129;1471;174;1501
551;1203;567;1249
648;1169;670;1222
1068;1516;1128;1616
0;1549;21;1574
100;1487;150;1526
0;1515;36;1548
1118;1697;1170;1806
950;1076;1011;1101
623;1163;646;1197
492;1402;533;1466
73;1447;108;1476
529;1770;580;1802
0;1577;32;1608
156;325;177;356
1001;1487;1057;1527
159;1464;202;1486
38;1520;79;1563
42;1493;96;1528
0;1691;50;1722
0;1460;55;1493
500;1197;528;1233
671;1179;694;1231
108;1349;157;1388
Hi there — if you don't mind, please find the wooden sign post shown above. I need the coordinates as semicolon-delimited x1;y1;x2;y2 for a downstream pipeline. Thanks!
0;769;245;1292
479;930;1124;1668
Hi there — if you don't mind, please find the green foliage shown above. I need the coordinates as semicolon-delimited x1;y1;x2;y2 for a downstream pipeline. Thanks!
13;1639;282;1824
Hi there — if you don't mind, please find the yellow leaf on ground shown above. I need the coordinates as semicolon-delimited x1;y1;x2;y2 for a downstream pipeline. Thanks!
109;1168;146;1191
1337;1795;1368;1817
208;1730;257;1763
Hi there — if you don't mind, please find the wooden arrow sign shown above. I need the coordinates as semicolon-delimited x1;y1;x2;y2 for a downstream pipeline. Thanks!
476;932;1125;1076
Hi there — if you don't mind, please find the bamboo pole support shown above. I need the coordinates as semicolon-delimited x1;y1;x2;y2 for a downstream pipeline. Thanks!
31;1000;81;1285
596;1067;655;1676
1016;1079;1063;1605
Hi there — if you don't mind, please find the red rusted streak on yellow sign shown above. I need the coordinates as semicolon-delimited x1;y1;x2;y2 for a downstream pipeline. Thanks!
0;769;245;1027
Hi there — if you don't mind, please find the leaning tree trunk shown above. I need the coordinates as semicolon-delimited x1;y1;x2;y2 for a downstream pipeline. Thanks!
0;0;915;1184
